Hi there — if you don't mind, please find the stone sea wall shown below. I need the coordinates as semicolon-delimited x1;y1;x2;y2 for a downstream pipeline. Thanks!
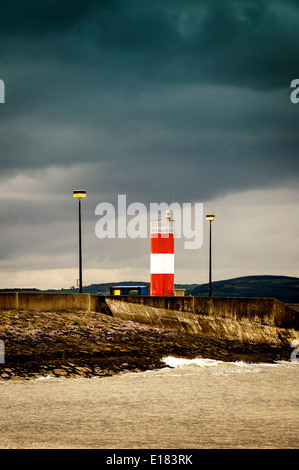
105;296;299;347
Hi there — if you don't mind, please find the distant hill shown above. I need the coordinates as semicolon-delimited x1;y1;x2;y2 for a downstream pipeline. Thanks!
1;275;298;303
189;275;299;303
83;275;299;301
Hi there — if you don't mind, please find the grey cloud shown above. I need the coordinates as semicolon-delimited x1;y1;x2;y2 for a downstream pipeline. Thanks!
1;80;298;204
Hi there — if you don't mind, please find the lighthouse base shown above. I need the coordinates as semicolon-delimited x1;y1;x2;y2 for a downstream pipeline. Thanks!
150;274;174;296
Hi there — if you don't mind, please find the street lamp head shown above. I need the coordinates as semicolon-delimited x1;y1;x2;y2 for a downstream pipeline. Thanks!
206;214;215;221
73;190;86;199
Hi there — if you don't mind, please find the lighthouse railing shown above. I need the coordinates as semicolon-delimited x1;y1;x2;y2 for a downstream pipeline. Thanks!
150;220;174;234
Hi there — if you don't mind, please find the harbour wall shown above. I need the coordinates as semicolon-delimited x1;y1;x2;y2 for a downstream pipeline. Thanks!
0;292;298;346
104;295;299;346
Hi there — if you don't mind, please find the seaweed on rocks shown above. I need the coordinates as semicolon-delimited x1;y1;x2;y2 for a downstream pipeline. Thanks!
0;310;293;380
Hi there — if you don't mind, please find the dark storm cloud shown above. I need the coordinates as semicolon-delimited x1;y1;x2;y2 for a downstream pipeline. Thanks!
0;0;298;203
0;0;298;88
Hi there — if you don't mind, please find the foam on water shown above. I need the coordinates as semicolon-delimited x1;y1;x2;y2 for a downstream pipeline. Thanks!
36;375;55;381
162;356;297;376
162;356;295;368
163;356;221;368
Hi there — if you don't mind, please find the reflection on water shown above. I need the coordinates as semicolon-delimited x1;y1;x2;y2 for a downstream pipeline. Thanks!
0;357;298;449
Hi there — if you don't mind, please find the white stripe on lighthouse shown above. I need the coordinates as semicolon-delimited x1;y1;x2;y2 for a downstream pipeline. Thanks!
150;253;174;274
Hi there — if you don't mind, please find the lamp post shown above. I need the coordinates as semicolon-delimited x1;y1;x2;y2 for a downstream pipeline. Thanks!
206;214;215;297
73;190;86;293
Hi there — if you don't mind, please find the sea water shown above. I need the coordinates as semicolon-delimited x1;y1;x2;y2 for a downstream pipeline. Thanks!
0;357;298;449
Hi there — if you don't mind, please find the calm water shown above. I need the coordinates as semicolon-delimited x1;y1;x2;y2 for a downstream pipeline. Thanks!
0;357;298;449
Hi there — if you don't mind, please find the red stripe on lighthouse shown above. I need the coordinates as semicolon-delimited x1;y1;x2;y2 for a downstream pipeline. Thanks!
151;233;174;254
150;218;174;296
150;274;174;296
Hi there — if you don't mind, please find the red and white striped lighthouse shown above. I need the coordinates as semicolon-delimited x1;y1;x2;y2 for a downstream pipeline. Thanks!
150;211;174;296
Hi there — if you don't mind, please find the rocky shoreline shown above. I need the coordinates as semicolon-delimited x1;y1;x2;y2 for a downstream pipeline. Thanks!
0;309;294;381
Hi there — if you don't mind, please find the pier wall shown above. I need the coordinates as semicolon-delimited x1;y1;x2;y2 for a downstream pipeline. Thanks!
103;295;299;329
104;295;299;346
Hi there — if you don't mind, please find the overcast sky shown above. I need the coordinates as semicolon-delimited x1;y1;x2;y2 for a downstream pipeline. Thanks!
0;0;298;289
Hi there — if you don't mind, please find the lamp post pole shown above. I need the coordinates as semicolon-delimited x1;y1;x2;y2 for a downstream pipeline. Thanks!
78;197;82;293
206;215;215;297
73;190;86;293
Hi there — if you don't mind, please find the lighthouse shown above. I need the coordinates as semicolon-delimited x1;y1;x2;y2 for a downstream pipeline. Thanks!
150;210;174;296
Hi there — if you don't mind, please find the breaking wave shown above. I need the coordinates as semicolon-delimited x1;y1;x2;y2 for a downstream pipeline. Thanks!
161;356;296;375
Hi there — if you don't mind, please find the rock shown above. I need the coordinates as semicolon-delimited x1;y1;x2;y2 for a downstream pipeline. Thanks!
75;366;87;372
75;371;86;377
1;373;10;378
53;368;68;376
